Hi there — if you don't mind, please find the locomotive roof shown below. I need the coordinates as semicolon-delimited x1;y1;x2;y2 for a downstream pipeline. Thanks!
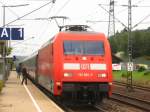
57;31;106;39
57;31;106;38
69;29;106;33
40;31;106;49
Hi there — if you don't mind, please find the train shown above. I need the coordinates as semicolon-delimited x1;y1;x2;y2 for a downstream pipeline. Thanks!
20;25;112;104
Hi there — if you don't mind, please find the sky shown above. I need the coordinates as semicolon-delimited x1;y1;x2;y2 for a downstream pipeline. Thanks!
0;0;150;56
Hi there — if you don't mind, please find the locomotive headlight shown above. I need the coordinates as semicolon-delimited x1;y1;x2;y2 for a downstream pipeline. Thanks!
97;73;107;78
56;82;61;86
64;73;73;77
109;82;113;85
101;73;107;77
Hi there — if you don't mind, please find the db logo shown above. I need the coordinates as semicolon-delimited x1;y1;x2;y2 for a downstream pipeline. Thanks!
80;64;90;70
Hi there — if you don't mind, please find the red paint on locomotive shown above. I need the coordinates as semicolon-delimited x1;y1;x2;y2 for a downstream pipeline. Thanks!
37;32;112;97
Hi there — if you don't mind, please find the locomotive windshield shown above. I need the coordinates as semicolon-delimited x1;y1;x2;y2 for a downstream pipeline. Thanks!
63;41;104;55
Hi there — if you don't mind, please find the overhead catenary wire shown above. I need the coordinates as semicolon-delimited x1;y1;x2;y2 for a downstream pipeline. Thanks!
7;8;20;18
5;0;55;56
138;21;150;24
1;0;55;27
98;4;128;29
132;13;150;29
116;0;146;14
54;0;71;15
87;20;115;23
2;0;150;56
98;0;146;7
0;1;20;18
47;2;55;17
20;0;71;55
33;0;72;37
36;3;55;38
16;0;83;48
98;4;150;8
98;0;150;30
31;3;54;43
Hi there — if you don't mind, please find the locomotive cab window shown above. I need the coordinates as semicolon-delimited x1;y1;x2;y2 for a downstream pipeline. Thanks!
63;41;104;55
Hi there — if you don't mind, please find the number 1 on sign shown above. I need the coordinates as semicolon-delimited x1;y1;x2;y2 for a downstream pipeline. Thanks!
18;28;23;38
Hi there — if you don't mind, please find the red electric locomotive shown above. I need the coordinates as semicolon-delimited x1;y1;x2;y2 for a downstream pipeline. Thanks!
22;25;112;104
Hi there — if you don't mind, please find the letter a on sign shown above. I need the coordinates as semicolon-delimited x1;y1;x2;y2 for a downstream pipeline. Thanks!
0;28;10;40
2;28;8;37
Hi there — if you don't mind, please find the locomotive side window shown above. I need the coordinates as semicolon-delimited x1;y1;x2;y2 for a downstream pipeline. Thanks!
63;41;104;55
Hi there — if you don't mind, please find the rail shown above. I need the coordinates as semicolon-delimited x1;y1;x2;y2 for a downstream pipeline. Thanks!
114;81;150;92
111;92;150;111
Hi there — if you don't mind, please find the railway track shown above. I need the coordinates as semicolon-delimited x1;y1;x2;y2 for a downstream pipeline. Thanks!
95;105;110;112
34;78;150;112
111;92;150;111
65;104;108;112
29;77;150;112
114;81;150;92
31;78;150;112
29;77;111;112
33;78;150;112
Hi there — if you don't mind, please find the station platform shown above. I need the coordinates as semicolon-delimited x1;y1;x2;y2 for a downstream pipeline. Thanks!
0;71;64;112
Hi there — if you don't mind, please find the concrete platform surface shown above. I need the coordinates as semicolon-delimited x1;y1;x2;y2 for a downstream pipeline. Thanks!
0;71;64;112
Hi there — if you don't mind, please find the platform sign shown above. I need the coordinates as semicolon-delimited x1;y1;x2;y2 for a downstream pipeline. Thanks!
0;28;11;40
11;28;24;40
127;62;134;71
0;27;24;40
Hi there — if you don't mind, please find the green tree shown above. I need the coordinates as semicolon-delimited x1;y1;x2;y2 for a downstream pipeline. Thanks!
109;27;150;58
0;41;12;56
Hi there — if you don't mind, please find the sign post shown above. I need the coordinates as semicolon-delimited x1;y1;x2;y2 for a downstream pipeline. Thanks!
0;27;24;82
126;62;134;91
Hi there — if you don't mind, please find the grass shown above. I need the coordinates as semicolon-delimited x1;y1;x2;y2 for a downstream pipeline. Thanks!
0;80;3;93
113;70;150;86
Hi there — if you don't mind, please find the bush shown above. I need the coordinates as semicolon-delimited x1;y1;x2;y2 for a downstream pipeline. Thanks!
144;71;150;75
138;66;146;72
0;80;3;93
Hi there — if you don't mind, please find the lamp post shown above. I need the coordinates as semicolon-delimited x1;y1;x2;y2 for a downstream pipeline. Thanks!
2;4;29;81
